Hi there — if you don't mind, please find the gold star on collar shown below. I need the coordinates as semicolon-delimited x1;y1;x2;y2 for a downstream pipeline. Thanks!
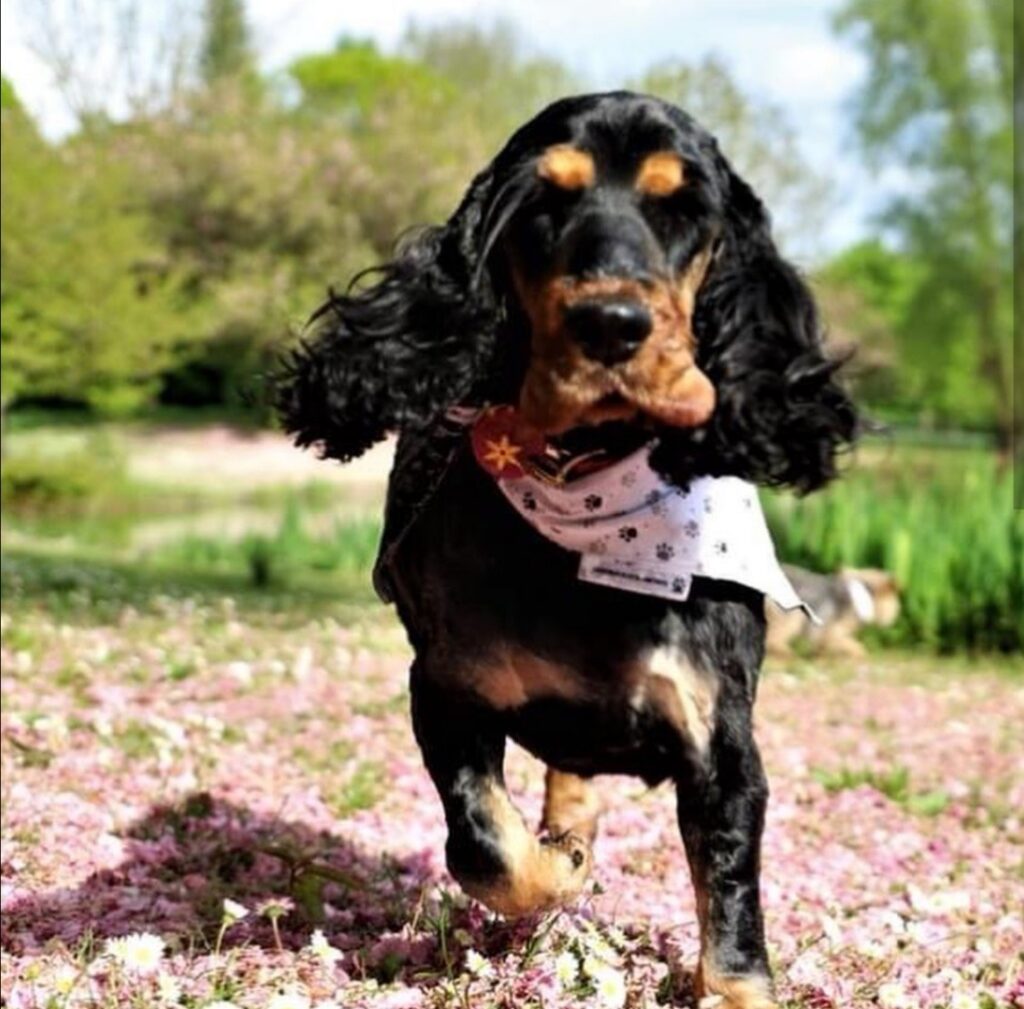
481;434;524;474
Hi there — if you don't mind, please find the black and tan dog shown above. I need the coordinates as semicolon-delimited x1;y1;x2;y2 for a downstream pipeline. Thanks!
277;93;856;1008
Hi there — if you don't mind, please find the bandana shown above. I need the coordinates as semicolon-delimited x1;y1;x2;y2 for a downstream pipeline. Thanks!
468;407;809;612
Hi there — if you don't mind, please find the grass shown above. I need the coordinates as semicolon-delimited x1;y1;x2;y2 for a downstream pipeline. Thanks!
3;422;1021;656
811;764;951;817
765;443;1023;653
0;548;379;626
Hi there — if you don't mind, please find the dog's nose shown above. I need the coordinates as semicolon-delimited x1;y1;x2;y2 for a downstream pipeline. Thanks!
563;299;652;365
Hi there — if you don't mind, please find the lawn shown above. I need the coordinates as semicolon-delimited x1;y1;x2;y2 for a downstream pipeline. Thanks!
1;424;1022;1009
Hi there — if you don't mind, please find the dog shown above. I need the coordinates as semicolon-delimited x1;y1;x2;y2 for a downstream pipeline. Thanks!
766;565;900;659
276;92;856;1009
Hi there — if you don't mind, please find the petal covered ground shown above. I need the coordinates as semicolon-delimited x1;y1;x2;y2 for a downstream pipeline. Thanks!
2;579;1022;1009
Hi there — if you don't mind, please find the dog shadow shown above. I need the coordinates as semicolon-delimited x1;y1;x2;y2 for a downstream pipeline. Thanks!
1;793;442;963
2;791;702;1002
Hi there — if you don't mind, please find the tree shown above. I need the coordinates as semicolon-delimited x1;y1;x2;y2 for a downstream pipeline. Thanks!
198;0;259;91
401;20;579;150
630;57;831;257
19;0;194;125
834;0;1013;447
1;90;187;414
812;241;995;426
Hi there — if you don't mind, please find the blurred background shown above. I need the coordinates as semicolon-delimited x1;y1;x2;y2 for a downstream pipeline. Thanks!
1;0;1020;656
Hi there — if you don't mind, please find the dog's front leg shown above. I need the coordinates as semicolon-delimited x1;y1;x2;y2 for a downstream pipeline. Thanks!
676;678;777;1009
411;671;592;917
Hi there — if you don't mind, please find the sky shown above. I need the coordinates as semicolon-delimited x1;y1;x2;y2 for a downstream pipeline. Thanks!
0;0;894;261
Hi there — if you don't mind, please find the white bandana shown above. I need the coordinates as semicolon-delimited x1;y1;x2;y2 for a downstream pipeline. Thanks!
493;443;808;612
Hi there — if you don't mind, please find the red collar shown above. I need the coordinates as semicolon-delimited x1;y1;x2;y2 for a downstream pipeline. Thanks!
469;405;636;485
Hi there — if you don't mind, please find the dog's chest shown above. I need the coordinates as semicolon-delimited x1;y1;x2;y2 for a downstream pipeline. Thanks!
389;449;762;777
467;642;718;758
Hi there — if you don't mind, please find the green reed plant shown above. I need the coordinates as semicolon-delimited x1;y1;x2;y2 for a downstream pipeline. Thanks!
764;450;1022;653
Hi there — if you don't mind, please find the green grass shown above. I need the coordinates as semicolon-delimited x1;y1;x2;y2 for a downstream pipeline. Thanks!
3;428;1020;655
765;445;1023;653
811;763;951;817
145;498;382;589
0;547;378;625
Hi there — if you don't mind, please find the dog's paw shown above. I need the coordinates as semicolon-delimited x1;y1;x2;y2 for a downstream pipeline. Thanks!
696;969;777;1009
461;829;592;918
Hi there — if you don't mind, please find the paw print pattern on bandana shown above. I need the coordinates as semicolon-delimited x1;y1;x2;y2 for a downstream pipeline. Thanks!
491;446;807;611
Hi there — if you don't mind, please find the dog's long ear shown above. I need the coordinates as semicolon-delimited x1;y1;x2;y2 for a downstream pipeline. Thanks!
652;149;857;493
275;168;502;462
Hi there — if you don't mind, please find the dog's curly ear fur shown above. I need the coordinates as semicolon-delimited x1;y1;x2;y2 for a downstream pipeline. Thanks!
275;168;502;462
652;147;857;494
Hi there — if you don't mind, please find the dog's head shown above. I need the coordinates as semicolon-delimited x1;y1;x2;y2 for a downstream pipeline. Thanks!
277;92;856;492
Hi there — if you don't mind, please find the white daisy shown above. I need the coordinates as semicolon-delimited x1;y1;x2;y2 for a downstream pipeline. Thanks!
51;964;78;995
592;965;627;1008
308;928;342;966
878;982;913;1009
464;948;494;977
157;972;181;1003
105;933;166;974
222;898;249;923
555;950;579;987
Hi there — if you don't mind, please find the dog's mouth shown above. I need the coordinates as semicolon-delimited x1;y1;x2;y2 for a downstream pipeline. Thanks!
516;275;716;435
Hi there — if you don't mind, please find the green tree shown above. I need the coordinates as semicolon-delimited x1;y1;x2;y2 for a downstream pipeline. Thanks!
1;89;186;415
834;0;1013;446
401;21;579;148
199;0;257;87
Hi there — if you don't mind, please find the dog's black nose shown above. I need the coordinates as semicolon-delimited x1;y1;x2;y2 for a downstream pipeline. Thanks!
563;299;652;365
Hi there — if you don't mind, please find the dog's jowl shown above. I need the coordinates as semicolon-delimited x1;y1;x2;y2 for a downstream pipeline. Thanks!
277;92;856;1009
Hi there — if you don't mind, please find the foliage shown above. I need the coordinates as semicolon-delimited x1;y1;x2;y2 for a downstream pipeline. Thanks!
812;241;980;426
199;0;258;88
0;452;126;514
765;447;1023;653
3;10;834;418
147;498;381;590
0;89;189;414
833;0;1013;446
401;20;580;147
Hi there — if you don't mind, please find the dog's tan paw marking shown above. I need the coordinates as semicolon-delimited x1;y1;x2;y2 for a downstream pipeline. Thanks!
542;768;602;844
696;968;777;1009
461;785;593;917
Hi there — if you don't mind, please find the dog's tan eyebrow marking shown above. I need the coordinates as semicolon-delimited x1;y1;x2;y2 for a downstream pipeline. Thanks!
635;151;686;196
537;145;595;190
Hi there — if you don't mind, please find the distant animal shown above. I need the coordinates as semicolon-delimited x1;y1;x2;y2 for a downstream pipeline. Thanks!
276;91;856;1008
766;565;900;659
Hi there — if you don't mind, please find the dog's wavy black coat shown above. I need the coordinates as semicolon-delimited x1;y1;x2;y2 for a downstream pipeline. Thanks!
277;93;855;1007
